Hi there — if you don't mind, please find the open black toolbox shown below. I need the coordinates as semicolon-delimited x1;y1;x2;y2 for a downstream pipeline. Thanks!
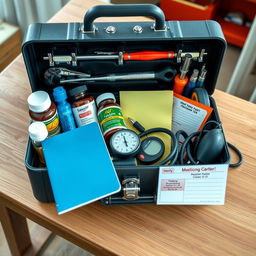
23;4;230;205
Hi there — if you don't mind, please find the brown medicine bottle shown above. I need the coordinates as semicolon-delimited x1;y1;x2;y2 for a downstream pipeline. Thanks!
28;122;48;165
68;85;98;127
96;93;126;142
27;91;61;136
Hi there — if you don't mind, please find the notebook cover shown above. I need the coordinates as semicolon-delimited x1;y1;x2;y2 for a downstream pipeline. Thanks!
42;122;121;214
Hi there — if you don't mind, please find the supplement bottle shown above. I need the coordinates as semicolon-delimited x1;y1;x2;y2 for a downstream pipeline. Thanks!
27;91;61;136
29;122;48;164
53;86;76;132
68;85;97;127
96;93;126;142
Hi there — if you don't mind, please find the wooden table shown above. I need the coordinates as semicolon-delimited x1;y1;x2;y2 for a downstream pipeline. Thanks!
0;0;256;255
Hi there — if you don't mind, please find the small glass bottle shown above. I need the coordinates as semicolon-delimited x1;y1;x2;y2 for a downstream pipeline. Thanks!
68;85;98;127
29;122;48;165
53;86;76;132
96;93;126;142
27;91;61;136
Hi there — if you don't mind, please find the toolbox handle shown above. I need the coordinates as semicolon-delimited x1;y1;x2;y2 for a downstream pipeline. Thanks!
83;4;166;33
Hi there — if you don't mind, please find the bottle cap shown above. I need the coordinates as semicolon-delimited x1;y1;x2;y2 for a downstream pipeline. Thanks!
96;93;116;106
29;122;48;142
68;85;87;98
27;91;51;113
53;86;68;102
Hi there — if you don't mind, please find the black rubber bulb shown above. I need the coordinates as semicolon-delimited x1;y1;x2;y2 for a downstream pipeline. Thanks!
196;129;225;164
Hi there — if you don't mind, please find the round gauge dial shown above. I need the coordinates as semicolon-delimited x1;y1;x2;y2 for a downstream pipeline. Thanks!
110;129;141;158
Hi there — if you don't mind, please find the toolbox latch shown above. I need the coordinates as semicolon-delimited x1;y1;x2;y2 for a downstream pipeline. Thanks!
122;178;140;200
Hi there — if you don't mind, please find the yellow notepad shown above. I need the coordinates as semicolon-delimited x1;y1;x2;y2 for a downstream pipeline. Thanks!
120;90;173;164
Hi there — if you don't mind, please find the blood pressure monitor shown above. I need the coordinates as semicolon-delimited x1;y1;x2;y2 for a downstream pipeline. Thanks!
109;129;141;158
109;129;165;164
137;136;165;164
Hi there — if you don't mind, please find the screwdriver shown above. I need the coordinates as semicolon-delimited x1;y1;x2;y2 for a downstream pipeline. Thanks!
173;54;192;95
196;69;207;88
183;69;199;97
123;51;175;61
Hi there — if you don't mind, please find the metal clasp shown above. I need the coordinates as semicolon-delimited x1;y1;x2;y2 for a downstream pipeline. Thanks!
122;178;140;200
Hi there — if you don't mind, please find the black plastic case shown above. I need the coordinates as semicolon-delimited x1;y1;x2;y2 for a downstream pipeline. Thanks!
23;4;230;204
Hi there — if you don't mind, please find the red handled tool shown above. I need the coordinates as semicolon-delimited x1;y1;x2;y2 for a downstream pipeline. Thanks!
123;51;175;61
173;54;192;95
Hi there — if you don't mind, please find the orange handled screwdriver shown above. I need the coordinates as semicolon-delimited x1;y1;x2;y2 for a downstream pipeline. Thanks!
173;54;192;95
123;51;175;61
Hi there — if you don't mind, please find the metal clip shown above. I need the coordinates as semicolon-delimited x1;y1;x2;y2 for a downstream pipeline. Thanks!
71;52;77;66
199;49;205;62
122;178;140;200
176;49;182;63
118;52;124;65
47;53;54;66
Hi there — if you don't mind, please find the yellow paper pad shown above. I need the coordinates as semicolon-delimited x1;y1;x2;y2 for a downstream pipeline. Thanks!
120;91;173;164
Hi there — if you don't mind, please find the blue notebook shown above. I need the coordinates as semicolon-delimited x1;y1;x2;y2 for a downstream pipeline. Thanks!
42;122;121;214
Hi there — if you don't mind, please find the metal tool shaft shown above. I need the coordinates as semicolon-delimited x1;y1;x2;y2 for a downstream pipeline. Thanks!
179;54;192;79
60;72;156;84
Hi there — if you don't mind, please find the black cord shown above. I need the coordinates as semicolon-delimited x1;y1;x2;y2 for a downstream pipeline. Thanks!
173;130;188;165
178;121;243;168
129;118;242;168
227;142;243;167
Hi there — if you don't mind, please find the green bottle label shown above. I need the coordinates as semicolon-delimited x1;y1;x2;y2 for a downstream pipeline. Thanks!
43;112;61;136
98;106;126;135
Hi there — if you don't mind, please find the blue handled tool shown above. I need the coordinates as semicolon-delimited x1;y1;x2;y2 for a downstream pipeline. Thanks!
183;69;199;97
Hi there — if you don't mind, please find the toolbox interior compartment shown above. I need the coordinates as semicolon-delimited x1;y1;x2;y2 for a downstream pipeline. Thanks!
25;94;230;203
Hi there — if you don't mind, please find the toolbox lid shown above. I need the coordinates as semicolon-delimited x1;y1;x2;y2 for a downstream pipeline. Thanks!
22;4;226;95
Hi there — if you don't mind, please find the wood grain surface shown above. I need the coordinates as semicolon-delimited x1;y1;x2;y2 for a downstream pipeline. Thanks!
0;0;256;255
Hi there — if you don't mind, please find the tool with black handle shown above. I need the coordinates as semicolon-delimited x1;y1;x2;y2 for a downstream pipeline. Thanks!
45;67;177;86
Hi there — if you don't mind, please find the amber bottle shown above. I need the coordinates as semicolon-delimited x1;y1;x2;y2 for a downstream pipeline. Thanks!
27;91;61;136
68;85;98;127
96;93;126;142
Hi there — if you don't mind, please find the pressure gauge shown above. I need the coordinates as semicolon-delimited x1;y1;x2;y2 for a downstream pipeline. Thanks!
109;129;141;158
137;137;165;164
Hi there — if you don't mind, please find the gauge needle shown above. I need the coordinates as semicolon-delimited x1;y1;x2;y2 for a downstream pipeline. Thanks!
122;135;128;147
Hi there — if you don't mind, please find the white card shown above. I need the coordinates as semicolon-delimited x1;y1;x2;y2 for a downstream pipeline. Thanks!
157;164;229;205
